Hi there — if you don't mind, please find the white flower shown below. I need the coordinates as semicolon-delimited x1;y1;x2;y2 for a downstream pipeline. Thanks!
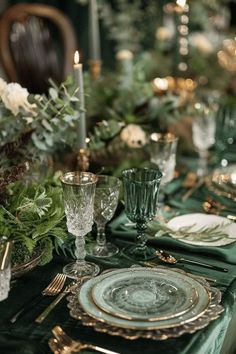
0;78;7;97
1;82;35;116
190;33;214;54
120;124;147;148
116;50;134;61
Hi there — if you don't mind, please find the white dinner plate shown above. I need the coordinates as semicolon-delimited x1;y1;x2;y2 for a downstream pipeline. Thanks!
167;213;236;246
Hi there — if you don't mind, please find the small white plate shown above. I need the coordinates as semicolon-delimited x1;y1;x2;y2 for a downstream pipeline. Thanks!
167;213;236;246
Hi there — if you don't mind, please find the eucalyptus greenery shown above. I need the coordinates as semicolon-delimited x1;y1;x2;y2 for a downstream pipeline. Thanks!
0;76;80;167
148;220;234;242
0;172;68;266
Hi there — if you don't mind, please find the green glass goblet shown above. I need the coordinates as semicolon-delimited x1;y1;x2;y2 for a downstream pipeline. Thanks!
122;168;162;261
60;172;100;279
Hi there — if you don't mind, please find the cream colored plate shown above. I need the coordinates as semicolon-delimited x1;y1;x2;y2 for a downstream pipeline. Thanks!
167;213;236;246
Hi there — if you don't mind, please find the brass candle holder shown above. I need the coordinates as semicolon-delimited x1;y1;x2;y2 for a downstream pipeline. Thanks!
77;149;90;171
89;60;102;80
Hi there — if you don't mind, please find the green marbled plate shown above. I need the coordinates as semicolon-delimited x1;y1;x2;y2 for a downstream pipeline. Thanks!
79;267;210;330
91;268;198;321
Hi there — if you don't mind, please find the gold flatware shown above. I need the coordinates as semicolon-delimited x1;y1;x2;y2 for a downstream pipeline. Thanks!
181;177;204;201
182;172;198;188
10;273;66;323
49;326;120;354
35;282;75;324
150;250;228;272
203;200;236;222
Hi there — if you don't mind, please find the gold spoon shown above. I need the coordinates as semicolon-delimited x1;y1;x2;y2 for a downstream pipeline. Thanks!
50;326;119;354
151;250;228;272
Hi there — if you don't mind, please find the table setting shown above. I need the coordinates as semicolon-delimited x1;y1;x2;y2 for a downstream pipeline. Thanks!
1;1;236;353
0;159;236;354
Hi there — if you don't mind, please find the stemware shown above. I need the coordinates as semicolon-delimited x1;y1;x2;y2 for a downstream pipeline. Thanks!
215;103;236;167
192;104;216;176
60;171;100;279
122;168;162;261
88;175;121;258
149;133;178;186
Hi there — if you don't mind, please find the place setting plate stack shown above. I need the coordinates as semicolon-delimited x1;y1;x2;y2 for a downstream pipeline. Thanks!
67;266;224;341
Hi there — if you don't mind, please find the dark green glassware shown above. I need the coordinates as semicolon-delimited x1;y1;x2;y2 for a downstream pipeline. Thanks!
122;168;162;261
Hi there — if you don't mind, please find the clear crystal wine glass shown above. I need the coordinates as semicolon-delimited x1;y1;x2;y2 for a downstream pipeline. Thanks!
60;172;100;279
122;168;162;261
88;175;121;257
149;133;178;186
192;104;216;176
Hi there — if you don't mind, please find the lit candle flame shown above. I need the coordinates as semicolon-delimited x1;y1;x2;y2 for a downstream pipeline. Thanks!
74;50;80;65
176;0;186;8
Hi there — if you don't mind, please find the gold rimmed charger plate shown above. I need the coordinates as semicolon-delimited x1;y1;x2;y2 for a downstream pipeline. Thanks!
67;268;224;341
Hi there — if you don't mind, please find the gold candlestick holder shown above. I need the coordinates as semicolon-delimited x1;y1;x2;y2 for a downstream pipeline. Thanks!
89;60;102;80
77;149;90;171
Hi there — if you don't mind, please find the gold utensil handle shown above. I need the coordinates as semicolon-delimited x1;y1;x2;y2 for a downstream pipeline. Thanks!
35;283;74;324
181;258;228;272
181;178;204;201
35;291;66;324
86;344;120;354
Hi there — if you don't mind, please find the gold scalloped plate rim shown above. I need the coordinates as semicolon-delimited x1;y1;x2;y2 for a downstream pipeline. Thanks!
67;268;224;341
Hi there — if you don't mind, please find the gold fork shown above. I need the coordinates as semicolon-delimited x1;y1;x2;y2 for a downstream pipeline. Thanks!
10;273;66;323
42;273;67;296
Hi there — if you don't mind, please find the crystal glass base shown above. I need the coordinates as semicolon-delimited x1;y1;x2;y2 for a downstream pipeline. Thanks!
63;261;100;279
122;244;156;261
87;242;119;258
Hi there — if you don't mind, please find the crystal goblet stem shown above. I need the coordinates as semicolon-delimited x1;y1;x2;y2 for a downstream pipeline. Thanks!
88;175;121;258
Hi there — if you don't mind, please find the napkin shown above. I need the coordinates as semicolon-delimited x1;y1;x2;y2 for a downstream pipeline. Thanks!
109;210;236;265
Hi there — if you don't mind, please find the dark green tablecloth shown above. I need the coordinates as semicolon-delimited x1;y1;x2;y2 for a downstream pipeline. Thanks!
1;254;236;354
1;174;236;354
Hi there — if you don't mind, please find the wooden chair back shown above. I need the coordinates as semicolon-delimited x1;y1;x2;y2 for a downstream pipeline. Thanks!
0;3;77;93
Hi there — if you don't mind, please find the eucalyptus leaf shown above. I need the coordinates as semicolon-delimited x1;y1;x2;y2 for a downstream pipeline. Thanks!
49;87;58;100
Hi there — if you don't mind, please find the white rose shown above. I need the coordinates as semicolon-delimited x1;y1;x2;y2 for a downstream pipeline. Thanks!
0;78;7;97
190;33;214;54
120;124;147;148
1;82;35;116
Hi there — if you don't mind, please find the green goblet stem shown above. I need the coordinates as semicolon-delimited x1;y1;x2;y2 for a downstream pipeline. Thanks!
136;222;148;252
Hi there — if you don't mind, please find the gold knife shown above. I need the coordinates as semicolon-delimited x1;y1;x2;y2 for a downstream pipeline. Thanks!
181;177;204;201
35;282;75;324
